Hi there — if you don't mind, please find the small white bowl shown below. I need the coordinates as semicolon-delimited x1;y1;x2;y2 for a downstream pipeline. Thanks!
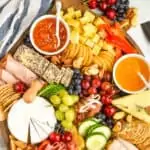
113;54;150;94
30;15;70;55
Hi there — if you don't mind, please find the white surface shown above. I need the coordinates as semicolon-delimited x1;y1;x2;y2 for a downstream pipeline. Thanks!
7;97;56;144
128;0;150;62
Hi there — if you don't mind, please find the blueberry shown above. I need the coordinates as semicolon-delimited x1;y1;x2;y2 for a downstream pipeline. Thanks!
68;88;73;94
73;90;79;95
117;8;125;13
111;5;117;10
75;79;81;85
124;0;129;5
106;118;114;126
96;113;106;121
101;120;107;125
116;16;124;21
79;75;83;80
73;69;80;74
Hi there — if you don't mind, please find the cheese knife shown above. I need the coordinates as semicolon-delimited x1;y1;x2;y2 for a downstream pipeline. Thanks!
141;21;150;41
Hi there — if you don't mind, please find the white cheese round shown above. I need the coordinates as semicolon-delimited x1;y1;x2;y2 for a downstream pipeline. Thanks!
7;96;56;144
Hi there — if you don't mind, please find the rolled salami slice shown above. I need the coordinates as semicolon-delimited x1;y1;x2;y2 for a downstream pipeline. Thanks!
5;55;37;85
0;69;18;84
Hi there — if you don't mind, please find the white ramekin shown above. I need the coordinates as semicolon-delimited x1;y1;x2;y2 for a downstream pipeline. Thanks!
113;54;150;94
30;15;70;55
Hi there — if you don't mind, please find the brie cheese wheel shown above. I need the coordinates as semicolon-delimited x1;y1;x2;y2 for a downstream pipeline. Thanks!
7;96;56;144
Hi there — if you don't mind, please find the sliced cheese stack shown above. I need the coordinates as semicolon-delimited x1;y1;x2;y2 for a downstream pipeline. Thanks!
112;90;150;123
7;97;56;144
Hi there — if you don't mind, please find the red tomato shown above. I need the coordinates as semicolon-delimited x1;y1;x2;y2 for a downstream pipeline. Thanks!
49;132;61;143
61;131;72;142
104;105;116;117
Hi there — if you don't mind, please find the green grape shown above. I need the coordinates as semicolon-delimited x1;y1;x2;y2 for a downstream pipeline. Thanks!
58;89;68;98
61;120;73;129
55;110;64;121
65;108;75;121
70;95;79;104
62;95;74;106
50;95;61;105
59;104;69;112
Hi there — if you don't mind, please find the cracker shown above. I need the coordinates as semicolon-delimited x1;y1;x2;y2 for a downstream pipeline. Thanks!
3;93;20;107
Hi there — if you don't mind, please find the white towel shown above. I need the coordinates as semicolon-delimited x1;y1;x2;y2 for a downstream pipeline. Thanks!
0;0;53;58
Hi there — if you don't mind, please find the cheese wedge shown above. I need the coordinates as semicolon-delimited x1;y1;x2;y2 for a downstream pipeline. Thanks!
112;90;150;123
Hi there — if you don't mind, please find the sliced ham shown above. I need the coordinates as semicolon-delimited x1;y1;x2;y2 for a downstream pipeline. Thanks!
0;68;18;84
0;80;5;85
108;138;139;150
5;55;37;85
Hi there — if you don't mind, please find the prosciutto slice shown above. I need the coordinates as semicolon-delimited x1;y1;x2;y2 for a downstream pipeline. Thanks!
0;69;18;84
5;55;37;85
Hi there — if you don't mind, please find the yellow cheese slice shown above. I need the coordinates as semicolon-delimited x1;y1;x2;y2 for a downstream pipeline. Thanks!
112;90;150;123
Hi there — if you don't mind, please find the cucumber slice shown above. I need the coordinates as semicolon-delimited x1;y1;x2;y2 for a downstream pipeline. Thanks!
86;133;107;150
86;124;102;137
79;119;97;137
89;126;111;139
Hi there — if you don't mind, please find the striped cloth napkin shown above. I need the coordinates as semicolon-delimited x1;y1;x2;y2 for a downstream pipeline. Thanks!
0;0;53;58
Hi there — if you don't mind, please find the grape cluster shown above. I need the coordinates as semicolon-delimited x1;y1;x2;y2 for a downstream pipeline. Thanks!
49;89;79;130
68;69;83;95
95;113;114;129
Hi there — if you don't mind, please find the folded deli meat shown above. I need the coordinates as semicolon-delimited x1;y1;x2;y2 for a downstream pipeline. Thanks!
14;45;73;87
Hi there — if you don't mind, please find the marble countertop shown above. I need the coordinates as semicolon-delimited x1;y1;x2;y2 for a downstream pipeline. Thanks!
128;0;150;62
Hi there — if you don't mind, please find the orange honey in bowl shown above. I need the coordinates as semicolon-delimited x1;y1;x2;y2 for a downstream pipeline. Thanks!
113;54;150;93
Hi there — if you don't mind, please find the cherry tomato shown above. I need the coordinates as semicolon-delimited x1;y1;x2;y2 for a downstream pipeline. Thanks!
92;79;101;88
101;96;112;105
14;82;26;94
101;82;112;91
49;132;61;143
88;0;97;9
104;105;116;117
61;131;72;142
38;140;50;150
88;87;97;95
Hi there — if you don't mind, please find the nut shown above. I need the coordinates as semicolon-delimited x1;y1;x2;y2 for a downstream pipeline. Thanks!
73;57;83;69
113;121;122;132
126;115;133;123
113;111;126;120
84;64;99;75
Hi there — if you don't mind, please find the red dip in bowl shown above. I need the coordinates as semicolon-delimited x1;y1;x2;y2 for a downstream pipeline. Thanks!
33;18;67;52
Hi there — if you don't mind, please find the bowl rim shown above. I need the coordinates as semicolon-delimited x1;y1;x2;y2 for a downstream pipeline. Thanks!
113;54;150;94
30;14;70;56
